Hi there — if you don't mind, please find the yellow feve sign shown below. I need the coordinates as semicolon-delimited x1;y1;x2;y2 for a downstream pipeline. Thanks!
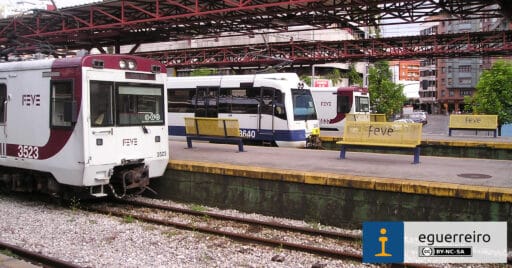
449;115;498;130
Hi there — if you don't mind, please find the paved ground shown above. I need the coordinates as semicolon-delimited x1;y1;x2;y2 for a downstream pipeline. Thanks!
169;139;512;189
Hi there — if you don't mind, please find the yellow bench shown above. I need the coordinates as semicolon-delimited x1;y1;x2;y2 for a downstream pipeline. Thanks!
370;114;387;122
344;113;387;122
336;121;423;164
184;117;244;152
449;115;498;138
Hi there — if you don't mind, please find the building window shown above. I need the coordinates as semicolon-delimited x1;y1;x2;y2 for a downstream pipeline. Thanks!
441;90;445;97
459;65;472;72
449;90;455;96
460;90;472;96
447;78;453;85
459;78;472;84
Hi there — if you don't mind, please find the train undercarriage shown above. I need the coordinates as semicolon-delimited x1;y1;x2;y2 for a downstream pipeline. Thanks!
0;164;155;200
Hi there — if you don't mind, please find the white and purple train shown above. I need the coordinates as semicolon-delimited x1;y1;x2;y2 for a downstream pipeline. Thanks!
0;54;169;198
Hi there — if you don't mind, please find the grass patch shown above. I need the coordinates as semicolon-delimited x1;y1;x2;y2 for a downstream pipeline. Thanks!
189;203;207;212
122;215;136;224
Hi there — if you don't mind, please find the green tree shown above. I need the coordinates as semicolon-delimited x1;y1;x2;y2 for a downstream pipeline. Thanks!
346;63;363;86
190;68;216;76
325;68;342;86
465;60;512;129
368;61;406;118
300;75;312;87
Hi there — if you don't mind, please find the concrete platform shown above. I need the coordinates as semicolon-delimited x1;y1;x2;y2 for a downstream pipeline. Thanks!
169;140;512;202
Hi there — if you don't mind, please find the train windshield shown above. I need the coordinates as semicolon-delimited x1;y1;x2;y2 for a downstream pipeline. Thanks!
355;96;370;112
291;88;317;121
90;81;164;127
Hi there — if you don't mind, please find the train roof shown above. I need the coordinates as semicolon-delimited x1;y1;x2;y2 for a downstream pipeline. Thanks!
310;86;368;93
167;73;302;88
0;54;166;73
0;57;55;72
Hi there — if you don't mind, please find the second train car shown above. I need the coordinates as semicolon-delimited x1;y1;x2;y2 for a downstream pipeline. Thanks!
311;86;370;132
167;73;320;148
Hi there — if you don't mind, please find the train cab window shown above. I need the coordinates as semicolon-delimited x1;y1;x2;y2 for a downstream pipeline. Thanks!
90;81;114;127
291;88;317;121
355;96;370;112
50;81;75;128
116;84;164;126
0;84;6;124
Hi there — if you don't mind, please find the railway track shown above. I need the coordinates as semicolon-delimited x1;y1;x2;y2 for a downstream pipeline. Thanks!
84;198;363;261
0;240;81;268
84;198;440;267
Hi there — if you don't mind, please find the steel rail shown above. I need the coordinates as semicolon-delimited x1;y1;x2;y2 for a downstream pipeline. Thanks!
116;198;361;240
86;202;442;267
86;204;363;261
100;199;512;267
0;240;82;268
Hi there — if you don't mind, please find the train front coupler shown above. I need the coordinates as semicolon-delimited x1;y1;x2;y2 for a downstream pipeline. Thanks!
109;164;157;198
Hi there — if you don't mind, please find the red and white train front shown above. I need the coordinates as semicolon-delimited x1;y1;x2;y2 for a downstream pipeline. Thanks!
311;86;370;133
0;55;169;198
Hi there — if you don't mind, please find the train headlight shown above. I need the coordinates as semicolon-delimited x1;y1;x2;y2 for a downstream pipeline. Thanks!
119;60;127;69
127;60;137;70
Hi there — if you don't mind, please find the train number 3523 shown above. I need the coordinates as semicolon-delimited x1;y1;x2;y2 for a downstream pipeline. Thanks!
17;145;39;159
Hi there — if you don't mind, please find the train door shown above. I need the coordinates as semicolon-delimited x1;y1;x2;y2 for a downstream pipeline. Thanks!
194;86;218;118
258;87;275;136
88;80;115;165
0;84;6;158
337;90;352;115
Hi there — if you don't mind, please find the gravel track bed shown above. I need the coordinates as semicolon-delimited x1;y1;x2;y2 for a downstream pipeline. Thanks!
0;195;372;268
92;203;361;256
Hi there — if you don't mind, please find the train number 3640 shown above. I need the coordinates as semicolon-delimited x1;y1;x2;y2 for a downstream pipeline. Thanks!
17;145;39;159
239;129;256;138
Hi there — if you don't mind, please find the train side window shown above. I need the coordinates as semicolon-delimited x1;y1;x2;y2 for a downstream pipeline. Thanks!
218;88;232;113
50;81;75;128
168;88;195;113
0;84;6;124
337;95;351;114
90;81;114;127
273;90;286;120
231;88;258;114
260;88;274;115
